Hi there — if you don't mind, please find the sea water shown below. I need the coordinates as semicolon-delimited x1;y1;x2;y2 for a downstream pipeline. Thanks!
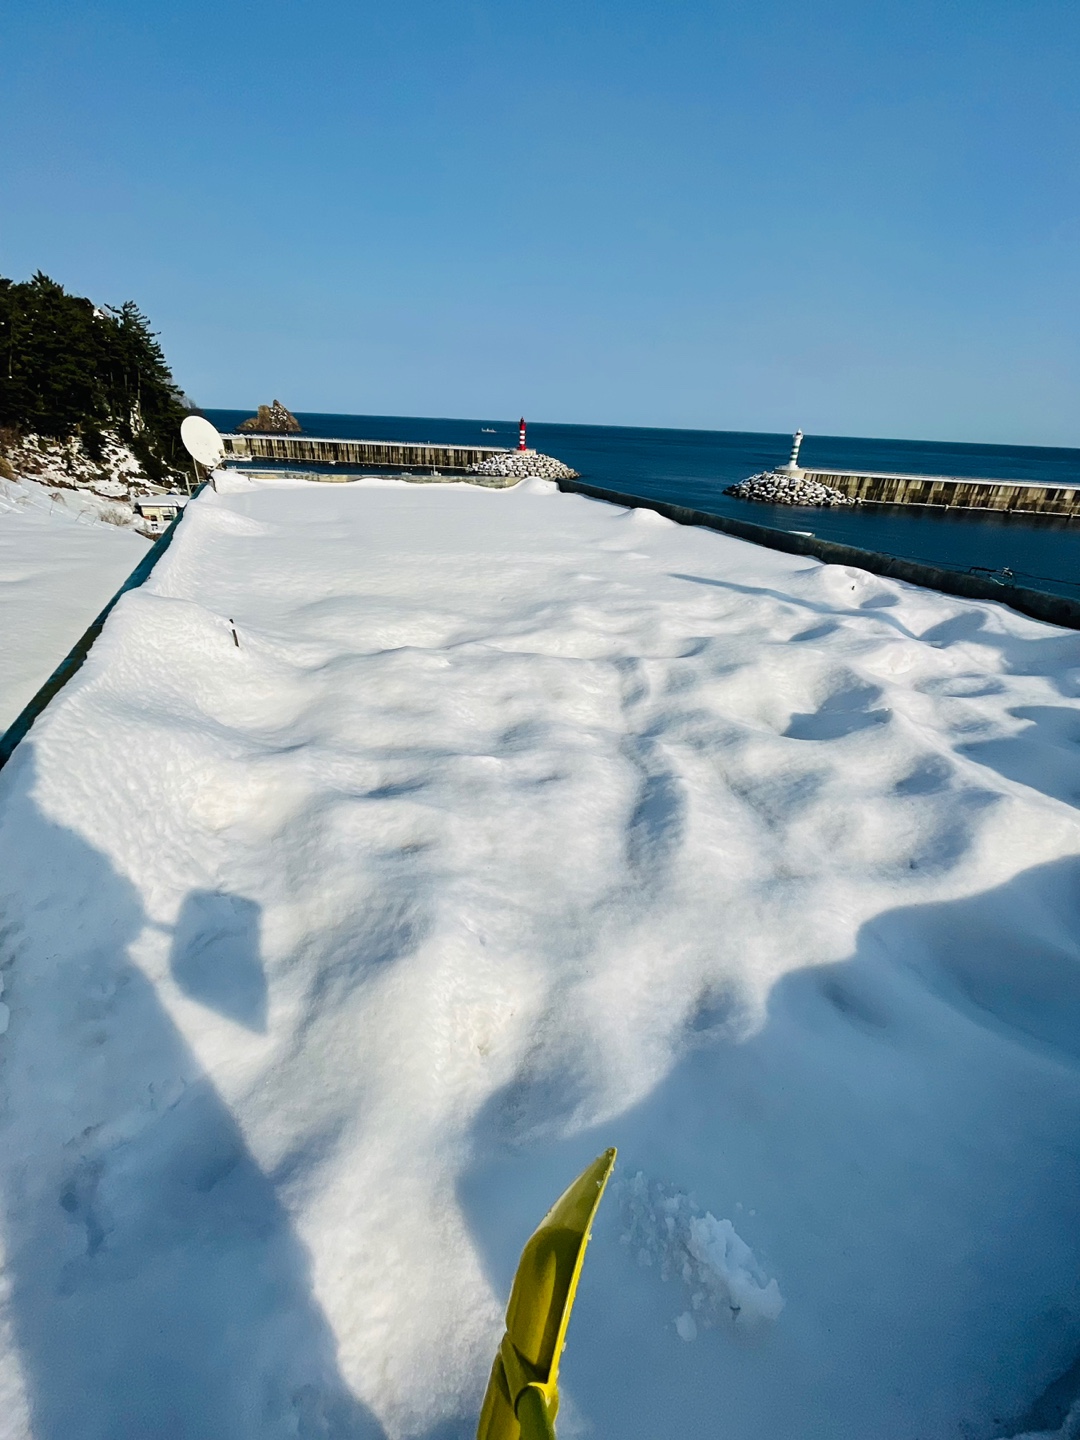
207;411;1080;604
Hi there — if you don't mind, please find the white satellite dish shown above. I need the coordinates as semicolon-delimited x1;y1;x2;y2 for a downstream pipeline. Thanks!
180;414;224;468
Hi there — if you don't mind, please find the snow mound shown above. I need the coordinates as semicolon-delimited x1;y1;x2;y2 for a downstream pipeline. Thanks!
514;476;560;495
629;505;676;526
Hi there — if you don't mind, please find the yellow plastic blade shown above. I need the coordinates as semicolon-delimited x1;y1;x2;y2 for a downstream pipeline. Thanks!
477;1148;616;1440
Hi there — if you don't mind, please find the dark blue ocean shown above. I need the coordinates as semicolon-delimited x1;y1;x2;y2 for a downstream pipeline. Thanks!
206;411;1080;605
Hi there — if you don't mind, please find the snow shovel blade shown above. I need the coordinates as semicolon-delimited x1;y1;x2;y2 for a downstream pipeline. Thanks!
476;1147;617;1440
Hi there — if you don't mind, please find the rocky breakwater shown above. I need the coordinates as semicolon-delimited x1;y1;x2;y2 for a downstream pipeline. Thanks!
468;450;580;483
726;471;860;507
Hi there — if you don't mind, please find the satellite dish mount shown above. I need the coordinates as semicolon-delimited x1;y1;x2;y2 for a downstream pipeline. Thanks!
180;415;225;490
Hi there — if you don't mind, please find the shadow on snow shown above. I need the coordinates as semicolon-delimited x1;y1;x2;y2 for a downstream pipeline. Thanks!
459;857;1080;1440
170;889;268;1032
0;748;382;1440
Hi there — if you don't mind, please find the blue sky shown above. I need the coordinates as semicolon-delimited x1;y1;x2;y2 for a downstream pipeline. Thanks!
2;0;1078;444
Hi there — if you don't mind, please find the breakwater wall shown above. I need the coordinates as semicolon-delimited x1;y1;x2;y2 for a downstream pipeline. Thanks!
556;477;1080;632
802;469;1080;518
222;433;505;473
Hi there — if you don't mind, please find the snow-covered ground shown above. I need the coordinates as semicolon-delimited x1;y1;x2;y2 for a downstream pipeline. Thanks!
0;477;150;731
2;473;1080;1440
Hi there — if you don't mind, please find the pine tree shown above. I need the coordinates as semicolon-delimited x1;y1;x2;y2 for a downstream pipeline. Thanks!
0;271;192;480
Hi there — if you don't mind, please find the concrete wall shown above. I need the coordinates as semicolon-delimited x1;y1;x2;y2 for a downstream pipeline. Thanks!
805;470;1080;517
222;434;505;472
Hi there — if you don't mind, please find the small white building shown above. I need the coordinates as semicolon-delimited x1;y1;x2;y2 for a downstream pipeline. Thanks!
133;494;188;535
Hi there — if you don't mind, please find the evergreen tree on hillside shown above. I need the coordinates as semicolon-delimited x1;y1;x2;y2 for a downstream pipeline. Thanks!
0;271;192;480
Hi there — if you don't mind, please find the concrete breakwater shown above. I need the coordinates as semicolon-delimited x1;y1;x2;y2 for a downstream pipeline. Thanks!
222;432;580;487
799;468;1080;518
222;432;504;473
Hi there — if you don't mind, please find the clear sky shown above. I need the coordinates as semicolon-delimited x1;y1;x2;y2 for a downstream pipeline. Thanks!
2;0;1078;445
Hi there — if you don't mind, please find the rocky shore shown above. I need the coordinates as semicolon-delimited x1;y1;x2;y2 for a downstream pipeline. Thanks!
725;471;860;507
468;449;579;482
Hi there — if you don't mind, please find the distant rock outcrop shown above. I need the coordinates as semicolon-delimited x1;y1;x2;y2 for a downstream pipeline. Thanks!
237;400;302;434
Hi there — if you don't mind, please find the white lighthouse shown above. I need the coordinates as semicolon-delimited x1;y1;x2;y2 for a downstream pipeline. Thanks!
782;429;804;475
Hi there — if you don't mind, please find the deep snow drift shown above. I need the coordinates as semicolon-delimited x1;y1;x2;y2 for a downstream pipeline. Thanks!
0;477;149;730
2;474;1080;1440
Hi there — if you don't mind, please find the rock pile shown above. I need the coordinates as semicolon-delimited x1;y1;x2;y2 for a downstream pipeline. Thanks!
238;400;302;434
468;450;580;483
725;471;859;507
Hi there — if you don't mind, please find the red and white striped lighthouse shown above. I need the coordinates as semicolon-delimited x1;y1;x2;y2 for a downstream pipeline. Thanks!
518;417;527;451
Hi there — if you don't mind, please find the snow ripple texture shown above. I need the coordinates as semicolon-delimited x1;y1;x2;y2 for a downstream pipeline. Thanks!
726;470;860;506
468;450;579;481
1;473;1080;1440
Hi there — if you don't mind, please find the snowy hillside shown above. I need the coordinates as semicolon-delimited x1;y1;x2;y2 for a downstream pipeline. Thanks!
1;474;1080;1440
0;476;149;731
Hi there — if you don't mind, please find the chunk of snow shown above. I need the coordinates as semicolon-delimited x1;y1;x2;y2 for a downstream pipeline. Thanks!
620;1173;784;1329
687;1214;785;1322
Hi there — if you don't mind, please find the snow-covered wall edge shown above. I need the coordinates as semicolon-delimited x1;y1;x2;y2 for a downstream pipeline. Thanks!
0;486;203;771
556;477;1080;633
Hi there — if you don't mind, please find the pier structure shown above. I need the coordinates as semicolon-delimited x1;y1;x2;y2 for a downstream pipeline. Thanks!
222;429;1080;517
221;432;508;473
800;468;1080;518
763;428;1080;516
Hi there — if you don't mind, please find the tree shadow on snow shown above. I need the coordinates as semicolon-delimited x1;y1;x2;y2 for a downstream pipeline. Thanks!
0;748;382;1440
458;857;1080;1440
